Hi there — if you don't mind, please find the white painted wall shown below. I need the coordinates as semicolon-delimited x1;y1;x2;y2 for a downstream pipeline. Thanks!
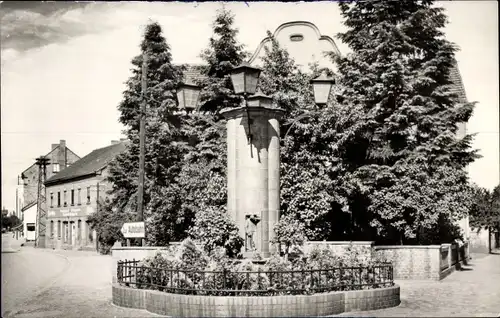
23;204;37;241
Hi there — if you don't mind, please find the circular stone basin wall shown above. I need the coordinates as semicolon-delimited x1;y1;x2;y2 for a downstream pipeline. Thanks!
112;284;400;317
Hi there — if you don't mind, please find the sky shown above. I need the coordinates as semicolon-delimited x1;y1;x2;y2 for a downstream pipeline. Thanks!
1;1;499;212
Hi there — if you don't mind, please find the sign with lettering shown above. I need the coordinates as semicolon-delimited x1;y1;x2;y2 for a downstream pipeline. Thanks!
48;207;87;218
120;222;145;238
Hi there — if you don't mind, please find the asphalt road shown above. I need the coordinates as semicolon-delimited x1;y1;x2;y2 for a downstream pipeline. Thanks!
1;244;160;318
1;238;70;317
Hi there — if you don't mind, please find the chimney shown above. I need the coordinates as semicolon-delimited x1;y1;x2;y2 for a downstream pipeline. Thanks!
111;140;120;145
51;144;58;150
59;140;67;171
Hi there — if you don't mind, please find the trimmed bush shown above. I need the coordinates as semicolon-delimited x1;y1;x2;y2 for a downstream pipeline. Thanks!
127;242;393;296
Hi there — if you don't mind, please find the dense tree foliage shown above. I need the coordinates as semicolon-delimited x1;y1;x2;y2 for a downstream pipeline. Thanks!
89;21;190;250
196;7;247;113
90;3;481;252
1;213;22;231
185;7;247;250
469;184;500;233
329;0;479;244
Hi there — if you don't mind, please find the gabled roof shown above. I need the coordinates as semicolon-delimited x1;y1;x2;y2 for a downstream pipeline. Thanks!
21;144;79;175
45;141;128;186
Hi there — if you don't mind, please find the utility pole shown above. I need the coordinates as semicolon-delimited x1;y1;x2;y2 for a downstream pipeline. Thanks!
35;156;50;248
137;51;148;246
96;182;100;252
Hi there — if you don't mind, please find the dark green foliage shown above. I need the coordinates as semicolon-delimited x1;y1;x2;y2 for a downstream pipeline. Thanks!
196;7;247;112
89;21;189;251
331;0;479;243
1;214;22;230
183;7;248;253
469;184;500;232
187;206;244;258
87;197;134;254
130;244;390;296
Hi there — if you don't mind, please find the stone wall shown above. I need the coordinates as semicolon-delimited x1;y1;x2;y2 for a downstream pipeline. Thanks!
374;245;442;280
374;243;470;281
112;283;400;317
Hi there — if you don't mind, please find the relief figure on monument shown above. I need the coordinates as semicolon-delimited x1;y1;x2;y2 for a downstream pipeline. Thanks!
245;214;260;252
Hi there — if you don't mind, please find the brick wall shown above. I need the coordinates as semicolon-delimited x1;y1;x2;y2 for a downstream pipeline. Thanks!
112;284;400;317
374;243;470;281
374;245;442;280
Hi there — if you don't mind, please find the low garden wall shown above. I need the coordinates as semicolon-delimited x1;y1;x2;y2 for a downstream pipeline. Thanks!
374;242;470;281
112;283;400;317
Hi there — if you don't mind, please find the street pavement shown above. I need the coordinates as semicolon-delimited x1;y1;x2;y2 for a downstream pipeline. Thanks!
1;233;24;253
1;245;161;318
2;239;499;317
335;252;500;317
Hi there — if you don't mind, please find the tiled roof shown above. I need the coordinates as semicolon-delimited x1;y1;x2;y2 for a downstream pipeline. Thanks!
45;141;128;186
448;62;468;103
180;64;208;84
180;62;468;103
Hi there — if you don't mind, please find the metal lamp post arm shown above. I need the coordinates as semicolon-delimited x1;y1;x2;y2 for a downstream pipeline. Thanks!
282;110;320;141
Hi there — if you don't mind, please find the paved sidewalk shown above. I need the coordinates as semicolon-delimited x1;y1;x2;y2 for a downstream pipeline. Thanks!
336;253;500;317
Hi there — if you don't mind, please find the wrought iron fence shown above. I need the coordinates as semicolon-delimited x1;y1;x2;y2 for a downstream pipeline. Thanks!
117;259;394;296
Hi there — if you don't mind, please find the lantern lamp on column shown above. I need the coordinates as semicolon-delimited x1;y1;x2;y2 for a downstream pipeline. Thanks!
230;62;262;95
177;82;202;112
310;72;335;106
246;92;273;108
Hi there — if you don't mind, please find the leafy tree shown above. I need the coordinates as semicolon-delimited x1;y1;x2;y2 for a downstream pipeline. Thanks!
89;21;188;250
1;213;22;230
272;214;306;259
183;7;247;250
257;31;359;240
187;206;243;258
332;0;479;243
196;6;247;113
470;184;500;233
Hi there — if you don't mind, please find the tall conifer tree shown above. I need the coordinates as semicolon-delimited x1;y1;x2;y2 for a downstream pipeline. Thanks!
89;22;188;249
334;0;479;243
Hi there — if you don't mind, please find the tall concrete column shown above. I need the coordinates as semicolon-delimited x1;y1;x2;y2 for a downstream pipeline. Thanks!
222;106;284;258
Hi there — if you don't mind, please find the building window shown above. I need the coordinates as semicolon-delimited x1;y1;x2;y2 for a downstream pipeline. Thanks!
53;163;60;173
58;221;61;239
77;220;81;241
87;187;91;204
64;190;67;206
27;223;35;232
57;192;61;207
71;189;75;206
50;221;54;238
50;192;54;208
78;188;81;205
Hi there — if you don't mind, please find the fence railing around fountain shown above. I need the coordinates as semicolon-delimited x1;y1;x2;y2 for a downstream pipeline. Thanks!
117;259;394;296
